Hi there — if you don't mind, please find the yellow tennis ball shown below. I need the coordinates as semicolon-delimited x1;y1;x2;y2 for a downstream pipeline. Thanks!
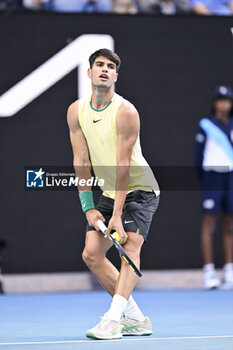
111;231;120;241
111;231;123;244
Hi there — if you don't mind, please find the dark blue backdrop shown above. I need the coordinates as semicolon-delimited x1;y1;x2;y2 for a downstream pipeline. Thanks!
0;14;233;273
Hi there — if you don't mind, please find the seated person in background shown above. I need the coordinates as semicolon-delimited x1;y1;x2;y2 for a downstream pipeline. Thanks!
0;0;23;11
112;0;138;14
23;0;41;10
190;0;233;15
137;0;159;13
158;0;177;14
138;0;191;14
51;0;112;13
23;0;50;10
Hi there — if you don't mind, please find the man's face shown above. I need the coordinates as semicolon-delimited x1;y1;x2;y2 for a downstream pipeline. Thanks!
88;56;118;90
214;98;233;115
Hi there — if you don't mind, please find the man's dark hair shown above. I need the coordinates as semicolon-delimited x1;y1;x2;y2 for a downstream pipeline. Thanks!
89;49;121;72
211;85;233;117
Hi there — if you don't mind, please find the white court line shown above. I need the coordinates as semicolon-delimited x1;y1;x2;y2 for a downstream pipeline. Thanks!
0;335;233;346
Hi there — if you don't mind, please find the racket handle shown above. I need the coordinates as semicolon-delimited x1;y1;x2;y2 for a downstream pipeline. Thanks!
97;219;107;234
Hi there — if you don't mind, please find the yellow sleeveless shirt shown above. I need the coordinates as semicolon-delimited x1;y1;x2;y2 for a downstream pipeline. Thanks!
78;93;159;199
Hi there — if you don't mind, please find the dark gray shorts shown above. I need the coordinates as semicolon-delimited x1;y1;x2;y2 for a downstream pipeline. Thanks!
86;190;160;239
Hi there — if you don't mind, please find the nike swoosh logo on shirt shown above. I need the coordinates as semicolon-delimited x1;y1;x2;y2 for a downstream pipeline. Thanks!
124;220;134;224
93;119;102;123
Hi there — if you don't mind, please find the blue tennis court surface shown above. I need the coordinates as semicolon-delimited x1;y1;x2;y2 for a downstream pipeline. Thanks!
0;290;233;350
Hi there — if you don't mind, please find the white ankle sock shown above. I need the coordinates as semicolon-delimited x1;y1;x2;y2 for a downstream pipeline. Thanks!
223;263;233;280
125;295;144;321
203;263;215;273
105;294;128;322
223;263;233;272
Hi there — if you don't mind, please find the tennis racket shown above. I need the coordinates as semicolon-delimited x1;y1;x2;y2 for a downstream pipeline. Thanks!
97;219;142;278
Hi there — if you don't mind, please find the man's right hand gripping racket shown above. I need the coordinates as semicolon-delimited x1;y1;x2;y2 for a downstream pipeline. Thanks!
97;219;142;278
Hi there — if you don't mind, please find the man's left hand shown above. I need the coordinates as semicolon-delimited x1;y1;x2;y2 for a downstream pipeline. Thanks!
106;215;128;244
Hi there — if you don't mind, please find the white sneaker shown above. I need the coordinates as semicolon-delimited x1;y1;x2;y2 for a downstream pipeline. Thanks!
203;270;220;290
86;315;123;340
221;269;233;290
120;315;152;336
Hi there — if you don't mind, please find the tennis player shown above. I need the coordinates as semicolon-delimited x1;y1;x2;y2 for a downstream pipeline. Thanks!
67;49;160;340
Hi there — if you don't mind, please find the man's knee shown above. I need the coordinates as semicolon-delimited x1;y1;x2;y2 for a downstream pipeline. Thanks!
122;239;142;264
120;247;140;270
123;251;140;267
82;247;104;268
82;247;94;267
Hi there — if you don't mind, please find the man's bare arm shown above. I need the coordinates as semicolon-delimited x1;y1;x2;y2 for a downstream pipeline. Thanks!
192;2;212;14
106;101;140;242
67;101;104;229
67;101;91;189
